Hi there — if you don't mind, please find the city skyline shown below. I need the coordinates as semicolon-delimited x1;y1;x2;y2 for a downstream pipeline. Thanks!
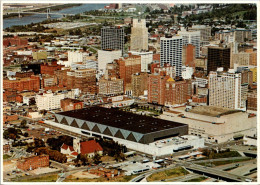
1;2;258;183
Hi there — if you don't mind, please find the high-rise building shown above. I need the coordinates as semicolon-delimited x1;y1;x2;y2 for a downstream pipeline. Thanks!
115;55;141;88
182;44;196;67
208;71;243;110
131;73;148;97
148;73;170;105
160;35;183;77
101;26;124;55
207;47;230;74
130;19;148;51
189;25;211;46
178;29;200;58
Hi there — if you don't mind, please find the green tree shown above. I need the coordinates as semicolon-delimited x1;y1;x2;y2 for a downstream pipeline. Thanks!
93;152;101;164
20;119;27;128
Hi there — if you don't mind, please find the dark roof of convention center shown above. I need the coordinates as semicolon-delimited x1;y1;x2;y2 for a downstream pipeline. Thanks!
57;106;187;134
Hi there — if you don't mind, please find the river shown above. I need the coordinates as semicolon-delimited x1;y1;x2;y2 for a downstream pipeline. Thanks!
3;4;107;29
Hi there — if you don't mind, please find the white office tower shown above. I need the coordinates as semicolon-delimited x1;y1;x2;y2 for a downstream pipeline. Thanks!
160;35;183;77
98;49;121;76
128;51;153;72
178;29;201;58
130;19;149;51
208;71;244;110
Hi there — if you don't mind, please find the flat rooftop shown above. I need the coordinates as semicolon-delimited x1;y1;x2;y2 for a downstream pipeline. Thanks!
57;106;187;134
189;106;241;117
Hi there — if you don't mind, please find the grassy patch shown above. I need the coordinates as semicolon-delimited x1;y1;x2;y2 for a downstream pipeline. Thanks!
18;174;58;182
147;167;188;182
3;154;11;160
198;158;252;167
64;174;138;182
186;176;207;182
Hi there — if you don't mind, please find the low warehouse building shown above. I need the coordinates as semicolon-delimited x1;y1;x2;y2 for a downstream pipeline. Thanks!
44;106;204;156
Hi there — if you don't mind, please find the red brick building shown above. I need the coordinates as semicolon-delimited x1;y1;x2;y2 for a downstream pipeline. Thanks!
165;79;192;105
3;144;11;154
116;55;141;89
17;155;49;171
148;73;170;105
54;69;69;87
41;61;64;75
60;98;84;111
3;36;28;47
67;69;97;94
192;95;207;103
15;71;34;78
150;63;160;73
183;44;196;67
3;75;40;92
247;90;257;111
3;114;19;123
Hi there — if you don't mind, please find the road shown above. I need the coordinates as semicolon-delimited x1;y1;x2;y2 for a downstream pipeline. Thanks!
185;163;252;182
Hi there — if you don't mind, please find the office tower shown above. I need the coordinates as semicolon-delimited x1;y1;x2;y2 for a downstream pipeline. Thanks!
101;26;124;55
178;29;200;58
208;71;243;110
207;47;230;74
160;35;183;77
130;19;148;51
189;25;211;46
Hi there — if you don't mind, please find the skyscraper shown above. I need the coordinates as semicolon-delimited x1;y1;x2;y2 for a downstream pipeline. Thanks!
208;71;243;110
160;35;183;77
207;47;230;74
130;19;148;51
178;29;200;58
101;26;124;55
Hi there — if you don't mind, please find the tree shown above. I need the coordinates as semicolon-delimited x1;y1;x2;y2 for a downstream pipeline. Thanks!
24;132;29;137
20;119;27;128
145;7;150;13
80;154;88;165
93;152;101;164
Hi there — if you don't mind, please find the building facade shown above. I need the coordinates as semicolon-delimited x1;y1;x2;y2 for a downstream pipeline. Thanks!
182;44;196;67
207;47;230;74
98;50;121;75
128;51;153;72
98;77;124;96
130;19;148;51
178;29;200;58
208;71;243;110
67;68;97;94
101;26;124;55
131;73;148;97
148;73;169;105
160;36;183;77
17;155;49;171
3;75;40;92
